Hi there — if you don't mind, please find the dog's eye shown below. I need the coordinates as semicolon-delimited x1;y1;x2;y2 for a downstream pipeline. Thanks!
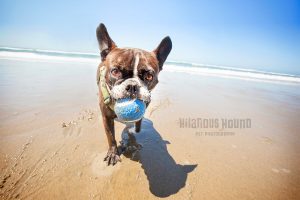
111;68;121;77
145;72;153;81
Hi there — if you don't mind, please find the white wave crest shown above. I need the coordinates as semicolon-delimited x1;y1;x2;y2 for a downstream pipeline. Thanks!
1;47;299;84
164;64;300;84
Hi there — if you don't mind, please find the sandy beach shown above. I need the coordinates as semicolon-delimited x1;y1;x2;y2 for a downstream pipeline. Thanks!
0;58;300;200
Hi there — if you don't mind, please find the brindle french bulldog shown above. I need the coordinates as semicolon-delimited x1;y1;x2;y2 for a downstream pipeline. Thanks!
96;23;172;165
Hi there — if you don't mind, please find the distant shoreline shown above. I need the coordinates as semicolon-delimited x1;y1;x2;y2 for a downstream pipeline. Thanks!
1;46;300;84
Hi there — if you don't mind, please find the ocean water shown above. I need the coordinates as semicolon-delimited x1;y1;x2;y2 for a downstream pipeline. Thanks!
1;46;299;130
1;47;300;84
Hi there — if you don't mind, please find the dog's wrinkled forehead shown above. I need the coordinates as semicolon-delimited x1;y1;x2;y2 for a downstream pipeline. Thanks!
106;48;159;73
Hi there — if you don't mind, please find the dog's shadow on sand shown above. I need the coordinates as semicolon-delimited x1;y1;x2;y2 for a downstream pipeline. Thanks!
121;118;197;198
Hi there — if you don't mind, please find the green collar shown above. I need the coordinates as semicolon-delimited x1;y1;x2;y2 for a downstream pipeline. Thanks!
99;66;115;111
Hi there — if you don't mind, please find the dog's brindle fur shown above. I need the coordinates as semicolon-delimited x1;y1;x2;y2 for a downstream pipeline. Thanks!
96;23;172;165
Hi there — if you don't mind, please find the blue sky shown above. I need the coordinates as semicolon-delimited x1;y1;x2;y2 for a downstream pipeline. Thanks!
0;0;300;74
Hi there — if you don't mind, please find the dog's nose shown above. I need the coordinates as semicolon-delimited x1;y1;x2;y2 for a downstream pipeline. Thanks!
126;84;138;94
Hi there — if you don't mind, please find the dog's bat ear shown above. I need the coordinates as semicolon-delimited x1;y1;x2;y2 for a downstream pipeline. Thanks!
96;23;117;61
153;36;172;71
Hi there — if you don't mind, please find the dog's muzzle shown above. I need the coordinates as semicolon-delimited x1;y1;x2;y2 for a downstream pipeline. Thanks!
110;78;151;103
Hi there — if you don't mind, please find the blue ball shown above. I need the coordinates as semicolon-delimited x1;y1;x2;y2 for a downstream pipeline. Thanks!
114;98;146;122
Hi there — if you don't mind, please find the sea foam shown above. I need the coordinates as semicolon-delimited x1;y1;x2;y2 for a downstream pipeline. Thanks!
1;47;299;84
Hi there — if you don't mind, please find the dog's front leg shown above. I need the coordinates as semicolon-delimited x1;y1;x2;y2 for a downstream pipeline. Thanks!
135;118;142;133
102;115;121;165
121;120;143;159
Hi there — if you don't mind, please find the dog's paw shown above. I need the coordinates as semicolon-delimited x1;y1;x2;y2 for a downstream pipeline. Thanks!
121;140;142;152
127;143;142;152
121;141;142;160
104;146;121;166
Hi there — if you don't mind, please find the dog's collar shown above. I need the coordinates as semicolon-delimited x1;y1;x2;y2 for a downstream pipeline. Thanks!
99;66;115;111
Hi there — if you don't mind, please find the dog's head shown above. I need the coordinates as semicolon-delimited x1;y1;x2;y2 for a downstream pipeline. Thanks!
96;23;172;104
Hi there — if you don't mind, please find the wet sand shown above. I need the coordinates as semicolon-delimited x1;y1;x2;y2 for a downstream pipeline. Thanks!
0;59;300;199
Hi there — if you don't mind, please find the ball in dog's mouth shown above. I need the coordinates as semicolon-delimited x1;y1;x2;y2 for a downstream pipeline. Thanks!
114;98;146;123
